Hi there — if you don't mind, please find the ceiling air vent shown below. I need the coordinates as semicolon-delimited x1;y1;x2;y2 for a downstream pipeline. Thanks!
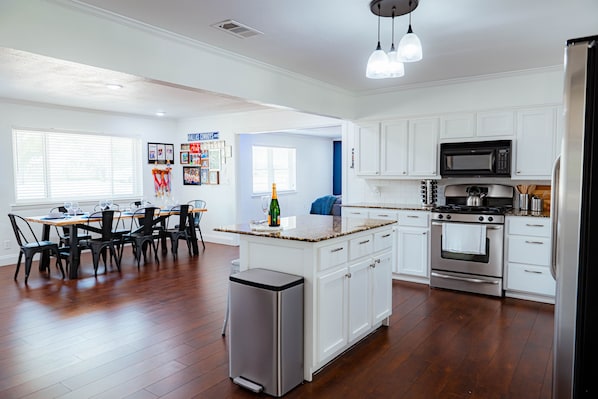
212;19;262;39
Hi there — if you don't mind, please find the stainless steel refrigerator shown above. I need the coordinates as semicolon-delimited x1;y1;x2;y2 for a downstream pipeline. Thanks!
553;35;598;398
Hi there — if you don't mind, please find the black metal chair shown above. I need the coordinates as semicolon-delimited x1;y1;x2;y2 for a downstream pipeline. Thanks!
188;200;206;250
8;213;65;283
120;206;161;268
163;204;193;259
79;210;123;277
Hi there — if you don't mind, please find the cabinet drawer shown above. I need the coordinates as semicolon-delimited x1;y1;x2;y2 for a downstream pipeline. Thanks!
507;236;550;266
318;242;348;272
508;217;551;237
397;211;429;227
342;208;370;219
374;230;394;252
368;210;398;221
507;263;555;297
349;234;374;261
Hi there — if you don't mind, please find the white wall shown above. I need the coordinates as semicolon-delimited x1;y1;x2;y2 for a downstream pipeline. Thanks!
237;132;334;223
0;100;177;266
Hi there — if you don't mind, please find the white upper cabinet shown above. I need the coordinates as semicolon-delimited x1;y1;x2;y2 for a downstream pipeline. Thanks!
408;117;439;177
356;123;381;176
381;119;409;176
476;110;515;137
513;107;557;179
440;113;476;139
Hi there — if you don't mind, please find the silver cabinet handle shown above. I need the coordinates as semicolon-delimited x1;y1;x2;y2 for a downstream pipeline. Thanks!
330;247;344;253
525;240;545;245
381;233;391;238
345;272;352;278
375;214;389;217
407;215;419;218
525;223;546;227
431;272;499;285
524;269;543;274
550;156;560;280
358;239;370;245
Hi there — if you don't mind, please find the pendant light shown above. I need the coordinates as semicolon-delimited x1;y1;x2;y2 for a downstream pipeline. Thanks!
366;3;389;79
397;0;423;62
386;6;405;78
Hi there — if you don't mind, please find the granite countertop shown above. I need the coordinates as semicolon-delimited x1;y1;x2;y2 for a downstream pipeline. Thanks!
342;202;431;211
507;209;551;218
214;214;397;242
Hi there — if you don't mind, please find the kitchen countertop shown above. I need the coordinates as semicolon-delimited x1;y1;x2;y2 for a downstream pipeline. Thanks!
342;202;431;211
507;209;551;218
214;214;396;242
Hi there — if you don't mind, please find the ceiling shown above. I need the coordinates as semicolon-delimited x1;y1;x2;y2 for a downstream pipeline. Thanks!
1;0;597;119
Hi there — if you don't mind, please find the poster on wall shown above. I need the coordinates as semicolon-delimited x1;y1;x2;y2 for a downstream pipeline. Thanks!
148;142;175;164
183;166;201;185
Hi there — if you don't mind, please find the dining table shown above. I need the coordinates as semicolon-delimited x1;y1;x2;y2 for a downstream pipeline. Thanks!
25;207;207;279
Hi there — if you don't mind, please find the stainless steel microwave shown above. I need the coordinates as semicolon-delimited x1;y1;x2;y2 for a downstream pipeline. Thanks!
440;140;512;177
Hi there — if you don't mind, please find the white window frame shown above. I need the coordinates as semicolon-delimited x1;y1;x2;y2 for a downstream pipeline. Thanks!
12;128;143;204
251;145;297;195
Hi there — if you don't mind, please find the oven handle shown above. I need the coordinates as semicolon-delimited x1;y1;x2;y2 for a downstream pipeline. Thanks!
431;271;500;285
431;221;502;230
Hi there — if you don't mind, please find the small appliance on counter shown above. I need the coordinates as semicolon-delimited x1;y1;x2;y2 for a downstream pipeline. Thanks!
420;179;438;208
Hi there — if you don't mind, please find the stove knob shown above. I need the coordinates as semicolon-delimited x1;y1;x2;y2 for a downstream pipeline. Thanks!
446;215;452;220
488;216;494;222
478;216;484;222
437;214;443;219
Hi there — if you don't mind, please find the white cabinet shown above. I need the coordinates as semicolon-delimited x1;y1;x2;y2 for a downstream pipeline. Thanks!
440;113;476;139
476;110;515;137
356;118;439;179
395;210;430;282
408;118;440;177
341;207;370;219
316;231;394;365
505;216;555;303
513;107;557;179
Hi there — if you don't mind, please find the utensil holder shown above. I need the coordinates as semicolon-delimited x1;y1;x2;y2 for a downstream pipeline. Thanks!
519;194;530;211
531;197;543;212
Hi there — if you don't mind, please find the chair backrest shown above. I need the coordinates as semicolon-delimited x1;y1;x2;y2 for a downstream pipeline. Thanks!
87;210;121;240
171;204;190;232
188;200;206;225
7;213;40;247
133;206;160;235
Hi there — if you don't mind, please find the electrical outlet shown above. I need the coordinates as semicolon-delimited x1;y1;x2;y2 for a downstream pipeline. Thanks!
3;240;10;250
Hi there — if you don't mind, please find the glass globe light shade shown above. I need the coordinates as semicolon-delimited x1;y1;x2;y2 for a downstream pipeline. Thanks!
387;49;405;78
397;30;423;62
366;45;390;79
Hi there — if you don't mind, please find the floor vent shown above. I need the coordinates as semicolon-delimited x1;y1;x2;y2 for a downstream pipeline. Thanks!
212;19;262;39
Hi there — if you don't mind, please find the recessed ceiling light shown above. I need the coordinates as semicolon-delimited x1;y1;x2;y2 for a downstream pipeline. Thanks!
105;83;123;90
156;111;166;117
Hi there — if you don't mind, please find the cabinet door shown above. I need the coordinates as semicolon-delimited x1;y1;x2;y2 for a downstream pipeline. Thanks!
408;118;439;177
348;259;371;342
371;251;393;325
514;107;556;179
342;207;370;219
380;119;409;176
317;267;349;362
476;110;514;137
440;113;475;139
397;227;429;277
356;123;380;176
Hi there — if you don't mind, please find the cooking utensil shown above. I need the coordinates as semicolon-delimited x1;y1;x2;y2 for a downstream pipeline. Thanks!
466;186;487;206
528;184;536;194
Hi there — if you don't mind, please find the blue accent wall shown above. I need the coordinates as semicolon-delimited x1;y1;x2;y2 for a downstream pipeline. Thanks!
333;140;342;195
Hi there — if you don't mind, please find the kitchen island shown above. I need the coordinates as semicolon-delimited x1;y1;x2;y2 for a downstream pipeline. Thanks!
215;214;397;381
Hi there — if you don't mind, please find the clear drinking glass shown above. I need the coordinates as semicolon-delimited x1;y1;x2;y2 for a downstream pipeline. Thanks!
260;195;270;222
71;201;79;215
106;199;113;209
63;201;72;216
99;199;108;210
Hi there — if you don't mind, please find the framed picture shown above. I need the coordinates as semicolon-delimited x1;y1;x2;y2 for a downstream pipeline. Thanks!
201;158;209;169
180;143;190;151
148;143;158;163
157;144;166;162
200;168;209;185
209;149;221;170
165;144;174;163
209;170;220;185
190;153;201;165
180;151;189;164
183;166;201;185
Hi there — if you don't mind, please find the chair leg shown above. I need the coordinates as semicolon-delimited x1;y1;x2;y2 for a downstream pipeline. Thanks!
24;256;34;284
197;226;205;250
152;240;160;265
54;249;65;279
171;237;179;259
14;252;23;281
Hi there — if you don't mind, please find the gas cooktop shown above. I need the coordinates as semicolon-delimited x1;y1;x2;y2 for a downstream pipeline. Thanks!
432;204;513;215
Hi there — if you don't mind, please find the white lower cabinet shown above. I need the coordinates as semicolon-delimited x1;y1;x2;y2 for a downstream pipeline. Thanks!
505;216;555;303
395;210;430;283
316;246;392;365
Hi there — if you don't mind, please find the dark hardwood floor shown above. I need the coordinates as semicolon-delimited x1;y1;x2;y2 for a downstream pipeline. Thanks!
0;243;554;398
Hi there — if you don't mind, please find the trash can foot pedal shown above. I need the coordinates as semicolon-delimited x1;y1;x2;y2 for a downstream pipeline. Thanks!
233;376;263;393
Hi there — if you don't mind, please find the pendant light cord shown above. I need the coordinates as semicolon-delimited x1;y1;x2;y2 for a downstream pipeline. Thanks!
376;3;382;49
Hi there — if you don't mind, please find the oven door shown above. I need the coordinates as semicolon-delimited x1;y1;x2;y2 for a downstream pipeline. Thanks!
440;148;496;176
430;221;504;278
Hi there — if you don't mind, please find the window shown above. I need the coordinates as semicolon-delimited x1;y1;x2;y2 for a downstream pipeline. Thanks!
252;145;296;194
12;129;142;203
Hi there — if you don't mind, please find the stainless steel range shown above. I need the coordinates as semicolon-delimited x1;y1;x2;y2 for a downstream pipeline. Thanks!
430;184;514;297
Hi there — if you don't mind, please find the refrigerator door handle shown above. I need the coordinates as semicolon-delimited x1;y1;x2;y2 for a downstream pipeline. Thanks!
550;155;560;280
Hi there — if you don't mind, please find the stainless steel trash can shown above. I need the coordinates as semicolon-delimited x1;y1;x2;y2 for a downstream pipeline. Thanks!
229;268;304;397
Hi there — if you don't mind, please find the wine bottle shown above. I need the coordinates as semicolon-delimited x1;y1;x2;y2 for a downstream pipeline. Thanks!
268;183;281;227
